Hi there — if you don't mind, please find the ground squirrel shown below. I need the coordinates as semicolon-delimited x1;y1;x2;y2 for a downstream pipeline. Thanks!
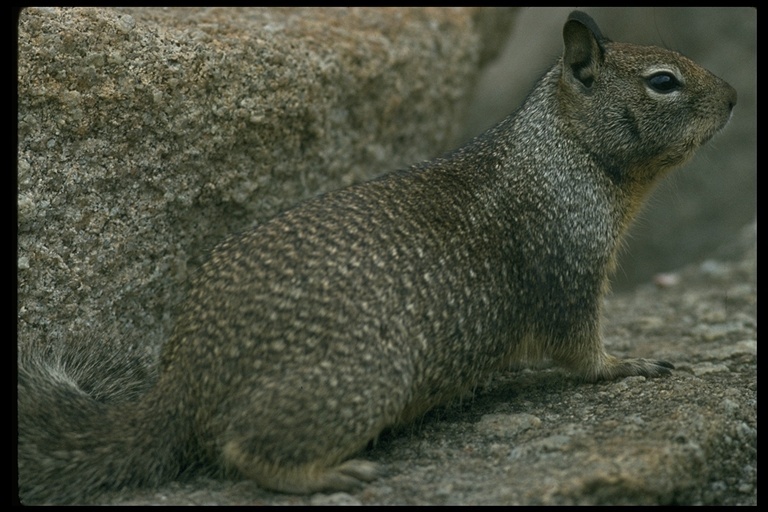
18;11;736;504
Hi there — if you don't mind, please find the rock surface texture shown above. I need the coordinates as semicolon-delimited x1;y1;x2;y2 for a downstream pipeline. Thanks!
18;6;517;355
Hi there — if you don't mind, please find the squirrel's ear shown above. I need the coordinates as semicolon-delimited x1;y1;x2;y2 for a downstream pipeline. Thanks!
562;11;606;90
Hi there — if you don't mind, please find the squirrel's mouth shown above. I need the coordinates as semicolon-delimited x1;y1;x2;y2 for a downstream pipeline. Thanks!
682;112;733;155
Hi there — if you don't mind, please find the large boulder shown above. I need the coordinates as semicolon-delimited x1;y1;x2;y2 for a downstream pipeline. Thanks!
17;7;518;354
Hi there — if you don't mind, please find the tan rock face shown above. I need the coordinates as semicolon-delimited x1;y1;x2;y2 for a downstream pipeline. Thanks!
17;7;518;353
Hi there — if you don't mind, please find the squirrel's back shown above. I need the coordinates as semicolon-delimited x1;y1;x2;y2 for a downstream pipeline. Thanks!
18;11;736;504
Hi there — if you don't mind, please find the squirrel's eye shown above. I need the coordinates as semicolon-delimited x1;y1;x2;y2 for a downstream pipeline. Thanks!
646;72;681;93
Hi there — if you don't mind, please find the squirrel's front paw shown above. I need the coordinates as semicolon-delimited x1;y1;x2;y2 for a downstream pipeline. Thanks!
587;356;674;382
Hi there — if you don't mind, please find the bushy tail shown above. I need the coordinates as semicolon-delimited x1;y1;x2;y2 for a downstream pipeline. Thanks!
17;343;190;504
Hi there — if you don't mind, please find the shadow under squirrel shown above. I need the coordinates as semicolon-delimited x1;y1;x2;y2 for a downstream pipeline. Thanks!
18;10;737;504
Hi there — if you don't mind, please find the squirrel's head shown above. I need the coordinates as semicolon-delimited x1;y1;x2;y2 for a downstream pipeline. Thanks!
557;11;736;192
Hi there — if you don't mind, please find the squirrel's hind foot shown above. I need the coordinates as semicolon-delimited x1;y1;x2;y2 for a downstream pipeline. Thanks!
223;440;382;494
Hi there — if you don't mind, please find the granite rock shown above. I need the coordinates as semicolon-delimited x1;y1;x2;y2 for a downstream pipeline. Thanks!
17;7;518;354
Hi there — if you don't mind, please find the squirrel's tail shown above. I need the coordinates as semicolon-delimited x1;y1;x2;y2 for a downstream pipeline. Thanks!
17;342;192;504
